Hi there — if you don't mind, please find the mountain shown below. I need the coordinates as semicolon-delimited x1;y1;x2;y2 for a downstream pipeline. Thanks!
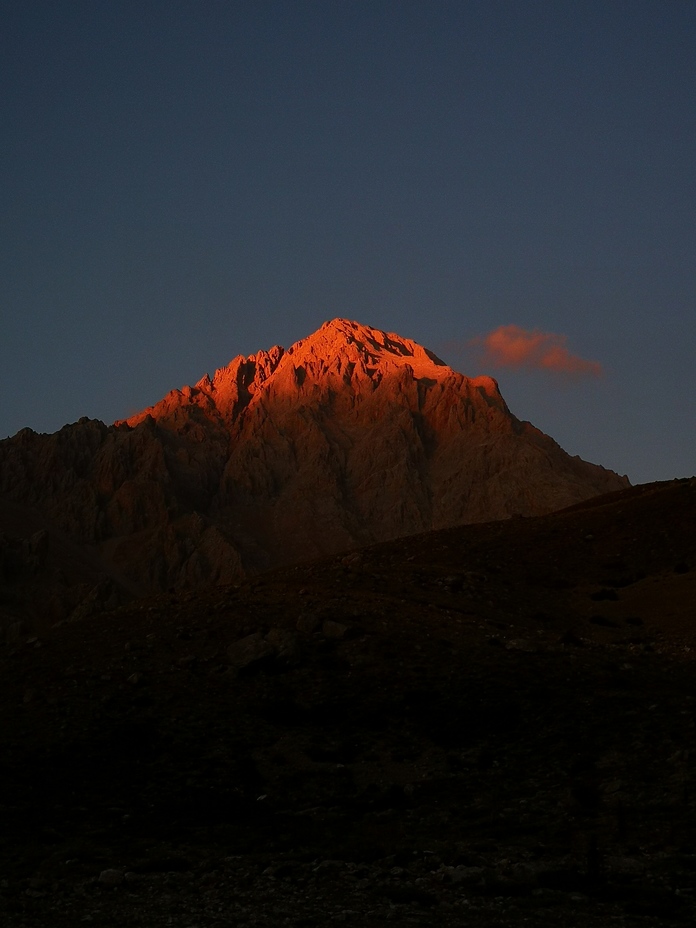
0;318;628;633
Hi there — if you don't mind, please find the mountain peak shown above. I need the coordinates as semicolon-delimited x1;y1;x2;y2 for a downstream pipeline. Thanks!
286;318;449;378
117;319;492;427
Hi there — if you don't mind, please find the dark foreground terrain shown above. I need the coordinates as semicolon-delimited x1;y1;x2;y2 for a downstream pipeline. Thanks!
2;478;696;927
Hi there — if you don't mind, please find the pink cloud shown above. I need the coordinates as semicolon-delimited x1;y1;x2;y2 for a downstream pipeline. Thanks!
473;325;602;378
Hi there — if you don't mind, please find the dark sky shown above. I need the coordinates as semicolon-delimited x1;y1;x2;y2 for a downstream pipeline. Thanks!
2;1;695;483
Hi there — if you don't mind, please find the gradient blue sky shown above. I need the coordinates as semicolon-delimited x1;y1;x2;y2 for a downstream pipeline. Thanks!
2;1;694;484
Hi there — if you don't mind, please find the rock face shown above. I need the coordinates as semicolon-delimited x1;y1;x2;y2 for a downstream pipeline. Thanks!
0;318;628;622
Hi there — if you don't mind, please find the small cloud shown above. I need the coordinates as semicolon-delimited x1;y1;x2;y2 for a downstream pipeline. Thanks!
471;325;602;378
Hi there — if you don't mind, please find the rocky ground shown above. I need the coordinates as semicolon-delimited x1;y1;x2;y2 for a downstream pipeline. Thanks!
1;478;696;926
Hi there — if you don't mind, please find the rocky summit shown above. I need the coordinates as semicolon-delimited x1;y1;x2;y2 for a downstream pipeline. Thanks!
0;319;627;633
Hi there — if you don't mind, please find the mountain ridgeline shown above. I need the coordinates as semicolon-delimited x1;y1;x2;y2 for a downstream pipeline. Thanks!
0;319;628;628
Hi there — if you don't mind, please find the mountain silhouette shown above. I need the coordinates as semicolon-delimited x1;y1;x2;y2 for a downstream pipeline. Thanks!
0;318;627;631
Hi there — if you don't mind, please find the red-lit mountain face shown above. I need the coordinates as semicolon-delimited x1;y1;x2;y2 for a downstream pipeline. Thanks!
0;319;628;628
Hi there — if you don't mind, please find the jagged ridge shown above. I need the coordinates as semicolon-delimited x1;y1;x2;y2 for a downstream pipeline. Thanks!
117;319;505;426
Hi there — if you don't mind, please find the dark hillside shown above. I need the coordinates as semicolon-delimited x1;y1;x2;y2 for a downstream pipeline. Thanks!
1;478;695;926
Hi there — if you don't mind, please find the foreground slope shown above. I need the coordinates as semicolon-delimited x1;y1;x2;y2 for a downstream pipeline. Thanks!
1;478;695;926
0;319;627;631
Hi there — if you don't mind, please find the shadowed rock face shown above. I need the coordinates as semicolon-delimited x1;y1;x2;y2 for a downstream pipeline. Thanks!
0;319;628;622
